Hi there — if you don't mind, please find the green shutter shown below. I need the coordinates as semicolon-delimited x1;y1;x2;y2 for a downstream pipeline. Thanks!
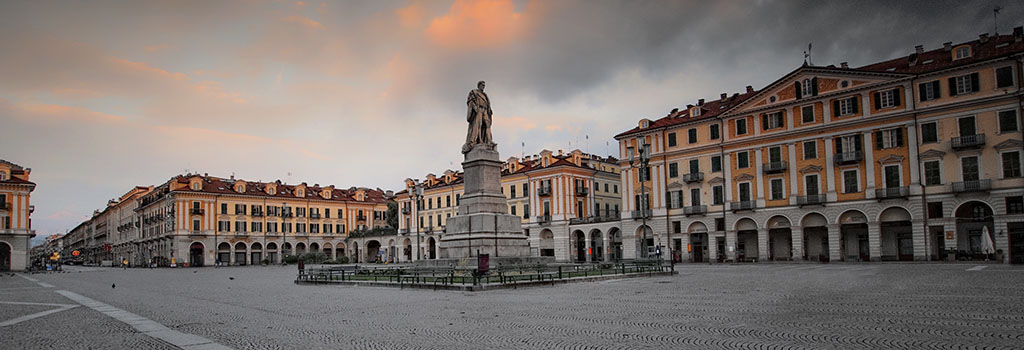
875;131;884;149
932;81;941;98
795;81;802;99
833;100;840;117
948;77;957;96
893;88;901;106
835;138;843;154
919;83;927;101
762;114;769;130
811;77;818;96
896;128;904;147
970;73;980;92
874;92;882;110
851;97;859;114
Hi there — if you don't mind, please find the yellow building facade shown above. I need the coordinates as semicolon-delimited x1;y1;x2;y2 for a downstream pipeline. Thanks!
0;159;35;271
616;30;1024;264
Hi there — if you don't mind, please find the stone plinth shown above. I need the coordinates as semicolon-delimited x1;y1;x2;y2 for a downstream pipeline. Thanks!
440;146;531;258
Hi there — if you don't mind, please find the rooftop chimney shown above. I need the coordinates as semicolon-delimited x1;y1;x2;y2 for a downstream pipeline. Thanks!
914;45;924;54
979;33;989;43
840;62;848;68
943;42;952;51
720;93;727;100
1014;26;1022;41
745;85;754;93
686;104;694;109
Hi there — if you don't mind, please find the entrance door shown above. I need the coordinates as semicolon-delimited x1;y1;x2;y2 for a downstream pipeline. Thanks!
189;243;204;267
897;233;913;261
0;243;10;271
576;234;586;262
716;237;725;262
1009;223;1024;264
858;233;870;261
692;240;704;263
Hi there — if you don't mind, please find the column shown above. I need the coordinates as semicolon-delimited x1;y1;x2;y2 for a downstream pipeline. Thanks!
906;123;921;187
603;234;611;262
868;222;881;262
723;154;733;201
863;132;876;198
788;142;799;205
824;137;836;201
754;149;765;206
757;228;769;262
725;230;737;262
791;226;804;261
708;234;719;263
585;234;593;262
912;219;927;262
827;224;842;261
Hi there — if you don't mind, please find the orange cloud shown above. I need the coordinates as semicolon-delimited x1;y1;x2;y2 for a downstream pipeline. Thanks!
144;44;171;53
52;87;102;98
425;0;527;49
17;102;125;123
544;124;563;131
493;115;537;131
282;15;324;29
396;1;426;29
109;57;189;81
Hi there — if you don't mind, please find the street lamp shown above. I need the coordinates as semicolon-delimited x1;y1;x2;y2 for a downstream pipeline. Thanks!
408;180;424;261
281;202;288;265
627;143;651;259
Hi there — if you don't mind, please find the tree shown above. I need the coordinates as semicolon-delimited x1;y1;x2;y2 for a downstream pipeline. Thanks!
386;200;399;228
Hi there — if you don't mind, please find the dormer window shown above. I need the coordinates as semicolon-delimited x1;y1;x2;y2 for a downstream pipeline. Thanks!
954;46;971;60
691;107;701;117
297;189;304;197
234;185;244;193
322;190;331;199
0;172;7;181
268;187;276;195
191;182;201;191
641;120;650;128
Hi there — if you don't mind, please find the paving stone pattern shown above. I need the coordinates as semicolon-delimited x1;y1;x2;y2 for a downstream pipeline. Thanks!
3;264;1023;349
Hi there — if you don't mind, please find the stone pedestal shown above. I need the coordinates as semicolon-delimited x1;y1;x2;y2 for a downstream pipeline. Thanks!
440;146;531;259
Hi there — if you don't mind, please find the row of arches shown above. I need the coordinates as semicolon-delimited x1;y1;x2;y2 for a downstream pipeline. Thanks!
566;227;623;262
347;237;438;263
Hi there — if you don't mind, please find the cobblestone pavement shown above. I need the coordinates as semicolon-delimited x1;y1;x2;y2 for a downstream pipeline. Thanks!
3;263;1023;349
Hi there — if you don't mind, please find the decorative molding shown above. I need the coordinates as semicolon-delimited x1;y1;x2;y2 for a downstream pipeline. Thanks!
876;154;904;164
995;139;1023;151
919;149;946;159
666;180;684;189
734;173;754;182
799;165;822;174
708;176;725;184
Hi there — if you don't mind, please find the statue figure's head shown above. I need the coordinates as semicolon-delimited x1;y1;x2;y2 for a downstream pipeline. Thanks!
477;80;485;91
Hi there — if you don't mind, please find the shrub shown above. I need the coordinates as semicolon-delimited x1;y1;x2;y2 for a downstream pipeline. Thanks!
336;256;349;264
283;255;299;264
300;251;329;264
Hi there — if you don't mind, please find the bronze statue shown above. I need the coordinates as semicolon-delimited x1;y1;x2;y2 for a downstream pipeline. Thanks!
463;80;494;154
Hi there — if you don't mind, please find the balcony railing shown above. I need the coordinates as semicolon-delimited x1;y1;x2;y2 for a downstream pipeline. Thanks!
538;186;552;196
797;194;827;206
683;205;707;215
682;172;704;183
399;228;410;234
951;134;986;150
252;212;264;217
575;187;589;196
763;161;788;173
282;213;294;218
401;207;411;215
235;231;249;237
835;151;863;164
875;186;909;199
0;202;8;210
310;213;322;219
356;215;367;221
631;210;652;220
189;208;205;215
730;201;756;212
953;179;992;193
538;214;552;224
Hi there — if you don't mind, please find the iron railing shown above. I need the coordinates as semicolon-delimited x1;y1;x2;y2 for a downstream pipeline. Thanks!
730;201;756;211
952;179;991;193
875;186;910;199
797;194;827;206
835;151;863;164
763;161;788;173
951;134;986;149
682;172;704;183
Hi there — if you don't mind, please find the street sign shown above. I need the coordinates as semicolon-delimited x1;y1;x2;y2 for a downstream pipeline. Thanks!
72;250;80;256
49;252;60;260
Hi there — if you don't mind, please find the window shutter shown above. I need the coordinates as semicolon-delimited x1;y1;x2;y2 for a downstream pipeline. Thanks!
666;191;671;209
780;112;785;128
875;131;884;149
795;82;802;99
932;81;941;98
919;83;927;101
854;134;862;151
835;138;843;154
811;77;818;96
896;128;904;147
833;100;840;117
762;114;769;130
851;97;859;114
893;89;901;106
873;92;882;110
677;190;684;208
948;77;958;96
970;72;980;92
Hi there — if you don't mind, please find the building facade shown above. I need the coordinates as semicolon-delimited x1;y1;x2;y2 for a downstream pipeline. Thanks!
0;159;36;271
616;29;1024;264
391;149;622;263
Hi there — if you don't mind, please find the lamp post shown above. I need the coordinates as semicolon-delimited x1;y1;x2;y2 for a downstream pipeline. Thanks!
408;181;424;261
627;143;651;259
281;202;288;265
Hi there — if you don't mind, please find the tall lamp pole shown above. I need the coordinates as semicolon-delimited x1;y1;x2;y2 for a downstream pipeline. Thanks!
628;143;651;259
281;202;288;265
408;181;423;261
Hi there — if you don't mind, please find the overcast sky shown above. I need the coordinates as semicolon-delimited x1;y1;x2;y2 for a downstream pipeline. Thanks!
1;0;1020;240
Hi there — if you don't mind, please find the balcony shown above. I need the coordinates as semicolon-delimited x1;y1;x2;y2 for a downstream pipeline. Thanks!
310;213;322;219
730;201;756;212
538;214;552;224
357;215;367;221
575;187;589;196
835;151;863;165
252;212;263;217
569;213;622;225
631;210;651;220
538;186;552;196
282;213;293;218
401;207;411;215
875;186;909;200
399;228;410;234
682;172;704;183
797;194;827;206
953;179;992;193
763;161;788;174
189;208;205;215
235;231;249;237
0;202;8;210
951;134;986;150
683;205;707;216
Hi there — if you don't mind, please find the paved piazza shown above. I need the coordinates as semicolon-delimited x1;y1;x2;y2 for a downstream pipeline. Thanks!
2;263;1023;349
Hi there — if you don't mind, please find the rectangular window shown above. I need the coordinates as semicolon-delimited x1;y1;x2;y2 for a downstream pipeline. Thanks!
801;105;814;123
510;205;517;216
838;97;857;116
1006;196;1024;214
927;202;943;219
1003;151;1022;178
921;122;938;143
803;140;817;159
878;89;896;108
883;165;901;188
843;170;859;193
668;132;677;147
738;182;751;202
613;185;618;193
688;128;697;143
510;186;516;198
764;111;784;129
690;188;701;206
770;178;784;200
712;185;723;205
192;220;200;231
715;218;725;231
996;66;1013;88
920;80;940;101
805;174;819;195
877;128;903;149
668;163;678;178
950;73;979;95
961;156;980;181
220;203;228;214
689;159;699;174
709;124;720;139
668;191;680;209
999;110;1018;132
736;119;748;135
523;204;530;219
924;160;941;186
737;151;749;169
768;146;783;163
959;116;977;136
711;156;722;172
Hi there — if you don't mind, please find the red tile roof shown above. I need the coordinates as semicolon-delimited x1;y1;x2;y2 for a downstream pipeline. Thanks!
167;175;389;204
616;90;758;138
859;32;1024;74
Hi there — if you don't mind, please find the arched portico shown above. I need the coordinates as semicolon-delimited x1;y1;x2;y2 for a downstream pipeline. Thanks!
539;229;554;257
322;242;333;260
189;242;204;267
266;242;279;263
801;212;829;262
766;215;792;261
734;218;758;262
217;242;231;265
572;230;586;262
427;237;437;259
250;242;263;264
366;240;381;263
838;210;869;261
955;201;996;260
879;207;913;261
234;242;247;265
688;222;709;263
589;229;605;262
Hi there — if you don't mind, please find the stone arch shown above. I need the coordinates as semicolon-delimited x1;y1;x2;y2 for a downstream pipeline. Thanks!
734;218;758;231
250;242;263;264
878;206;913;223
608;227;622;261
217;242;231;265
572;229;587;262
309;242;320;252
539;229;555;257
765;215;792;229
266;242;279;264
234;242;248;265
954;201;996;260
0;241;11;271
878;206;914;261
188;242;205;267
322;242;333;260
589;229;604;262
688;221;709;233
426;237;437;259
365;240;381;263
838;209;868;225
295;242;306;255
800;212;829;227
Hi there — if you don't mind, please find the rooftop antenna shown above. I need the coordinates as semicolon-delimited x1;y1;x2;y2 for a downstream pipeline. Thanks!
803;42;812;66
993;6;1002;34
521;141;525;158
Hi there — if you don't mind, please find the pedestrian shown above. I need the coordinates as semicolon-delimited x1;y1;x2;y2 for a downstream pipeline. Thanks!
122;258;128;270
298;258;305;275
